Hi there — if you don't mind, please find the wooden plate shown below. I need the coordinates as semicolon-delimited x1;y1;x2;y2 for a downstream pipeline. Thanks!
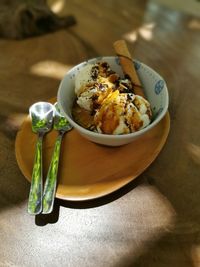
15;100;170;201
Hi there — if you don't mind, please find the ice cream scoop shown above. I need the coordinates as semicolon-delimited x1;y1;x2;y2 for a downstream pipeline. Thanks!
94;90;152;134
75;64;94;96
75;62;116;111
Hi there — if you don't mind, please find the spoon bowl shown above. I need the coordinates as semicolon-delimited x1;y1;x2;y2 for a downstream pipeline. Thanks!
53;102;72;132
30;102;54;133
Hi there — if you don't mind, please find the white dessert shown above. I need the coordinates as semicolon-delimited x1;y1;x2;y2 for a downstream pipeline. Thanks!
94;90;151;134
73;61;152;134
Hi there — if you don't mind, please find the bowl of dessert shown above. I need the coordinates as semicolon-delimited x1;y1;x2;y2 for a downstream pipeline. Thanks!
57;42;169;146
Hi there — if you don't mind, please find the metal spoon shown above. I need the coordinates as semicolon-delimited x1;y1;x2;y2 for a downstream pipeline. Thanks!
42;102;72;214
28;102;54;215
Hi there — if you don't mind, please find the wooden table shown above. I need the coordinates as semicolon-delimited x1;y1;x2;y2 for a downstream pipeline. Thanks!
0;0;200;266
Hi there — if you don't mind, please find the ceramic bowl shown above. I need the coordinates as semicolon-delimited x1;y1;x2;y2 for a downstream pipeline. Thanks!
57;56;169;146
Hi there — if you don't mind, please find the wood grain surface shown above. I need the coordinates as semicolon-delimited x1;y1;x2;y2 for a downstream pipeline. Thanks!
0;0;200;266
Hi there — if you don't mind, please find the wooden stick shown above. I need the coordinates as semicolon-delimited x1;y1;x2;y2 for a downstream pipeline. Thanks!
113;40;145;98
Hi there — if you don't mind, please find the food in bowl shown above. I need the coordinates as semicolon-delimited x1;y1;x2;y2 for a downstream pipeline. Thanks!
72;61;152;135
57;40;169;146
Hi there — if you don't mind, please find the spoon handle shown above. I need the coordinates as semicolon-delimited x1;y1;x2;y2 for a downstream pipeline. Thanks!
28;134;43;215
42;133;63;214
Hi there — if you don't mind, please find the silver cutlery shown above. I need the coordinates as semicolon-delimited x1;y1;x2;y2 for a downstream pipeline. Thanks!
28;102;54;215
42;102;72;214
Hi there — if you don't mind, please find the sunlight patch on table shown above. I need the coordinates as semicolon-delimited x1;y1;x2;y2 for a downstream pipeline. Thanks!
188;19;200;30
186;143;200;165
123;23;156;43
5;113;27;131
191;245;200;267
47;0;65;14
98;184;176;262
30;61;72;80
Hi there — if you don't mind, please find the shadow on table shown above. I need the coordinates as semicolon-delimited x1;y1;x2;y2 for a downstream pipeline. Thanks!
35;174;143;226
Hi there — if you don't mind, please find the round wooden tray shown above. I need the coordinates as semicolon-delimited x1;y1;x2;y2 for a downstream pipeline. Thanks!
15;100;170;201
